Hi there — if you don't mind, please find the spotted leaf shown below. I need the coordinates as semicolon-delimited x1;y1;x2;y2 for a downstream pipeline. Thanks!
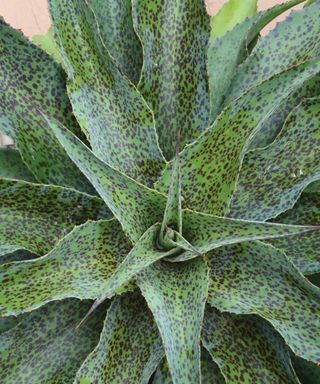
138;257;209;384
0;19;93;193
48;116;166;242
161;156;182;238
153;349;225;384
207;0;309;119
93;224;182;303
249;72;320;149
0;299;107;384
0;220;131;316
133;0;210;159
268;192;320;274
229;98;320;221
168;209;320;261
0;147;36;182
75;291;164;384
207;241;320;363
157;60;320;216
49;0;165;186
225;1;320;104
87;0;142;84
0;178;110;256
202;307;299;384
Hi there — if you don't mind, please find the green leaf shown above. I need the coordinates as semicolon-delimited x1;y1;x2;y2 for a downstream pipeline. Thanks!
157;60;320;216
138;257;209;384
229;98;320;221
207;241;320;363
0;19;93;193
0;220;131;316
32;27;62;64
133;0;210;159
49;0;165;186
0;299;107;384
0;178;110;256
0;316;22;334
249;73;320;149
268;192;320;274
211;0;257;39
48;116;166;242
87;0;142;84
75;291;164;384
293;356;320;383
0;147;36;182
153;349;225;384
202;307;299;384
93;224;181;303
168;209;319;261
161;156;182;238
0;250;37;266
207;0;310;120
225;2;320;104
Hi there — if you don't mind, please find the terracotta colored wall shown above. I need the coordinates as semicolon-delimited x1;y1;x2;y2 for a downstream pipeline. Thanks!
0;0;303;38
0;0;303;146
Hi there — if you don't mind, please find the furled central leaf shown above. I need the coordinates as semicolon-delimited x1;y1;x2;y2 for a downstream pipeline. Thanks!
168;209;320;261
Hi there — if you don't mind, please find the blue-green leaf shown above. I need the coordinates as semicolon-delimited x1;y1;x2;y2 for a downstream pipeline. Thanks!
133;0;210;159
49;0;165;186
207;241;320;363
48;116;166;243
138;258;209;384
75;291;164;384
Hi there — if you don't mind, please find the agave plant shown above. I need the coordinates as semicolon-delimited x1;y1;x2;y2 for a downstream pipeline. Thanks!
0;0;320;382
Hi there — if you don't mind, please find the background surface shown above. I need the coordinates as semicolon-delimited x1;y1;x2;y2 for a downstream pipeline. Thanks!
0;0;303;146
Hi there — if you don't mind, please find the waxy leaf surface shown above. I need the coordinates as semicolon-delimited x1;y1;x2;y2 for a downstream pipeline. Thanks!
207;241;320;362
0;220;131;316
138;258;208;384
49;0;165;186
0;178;110;256
133;0;210;158
75;291;163;384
